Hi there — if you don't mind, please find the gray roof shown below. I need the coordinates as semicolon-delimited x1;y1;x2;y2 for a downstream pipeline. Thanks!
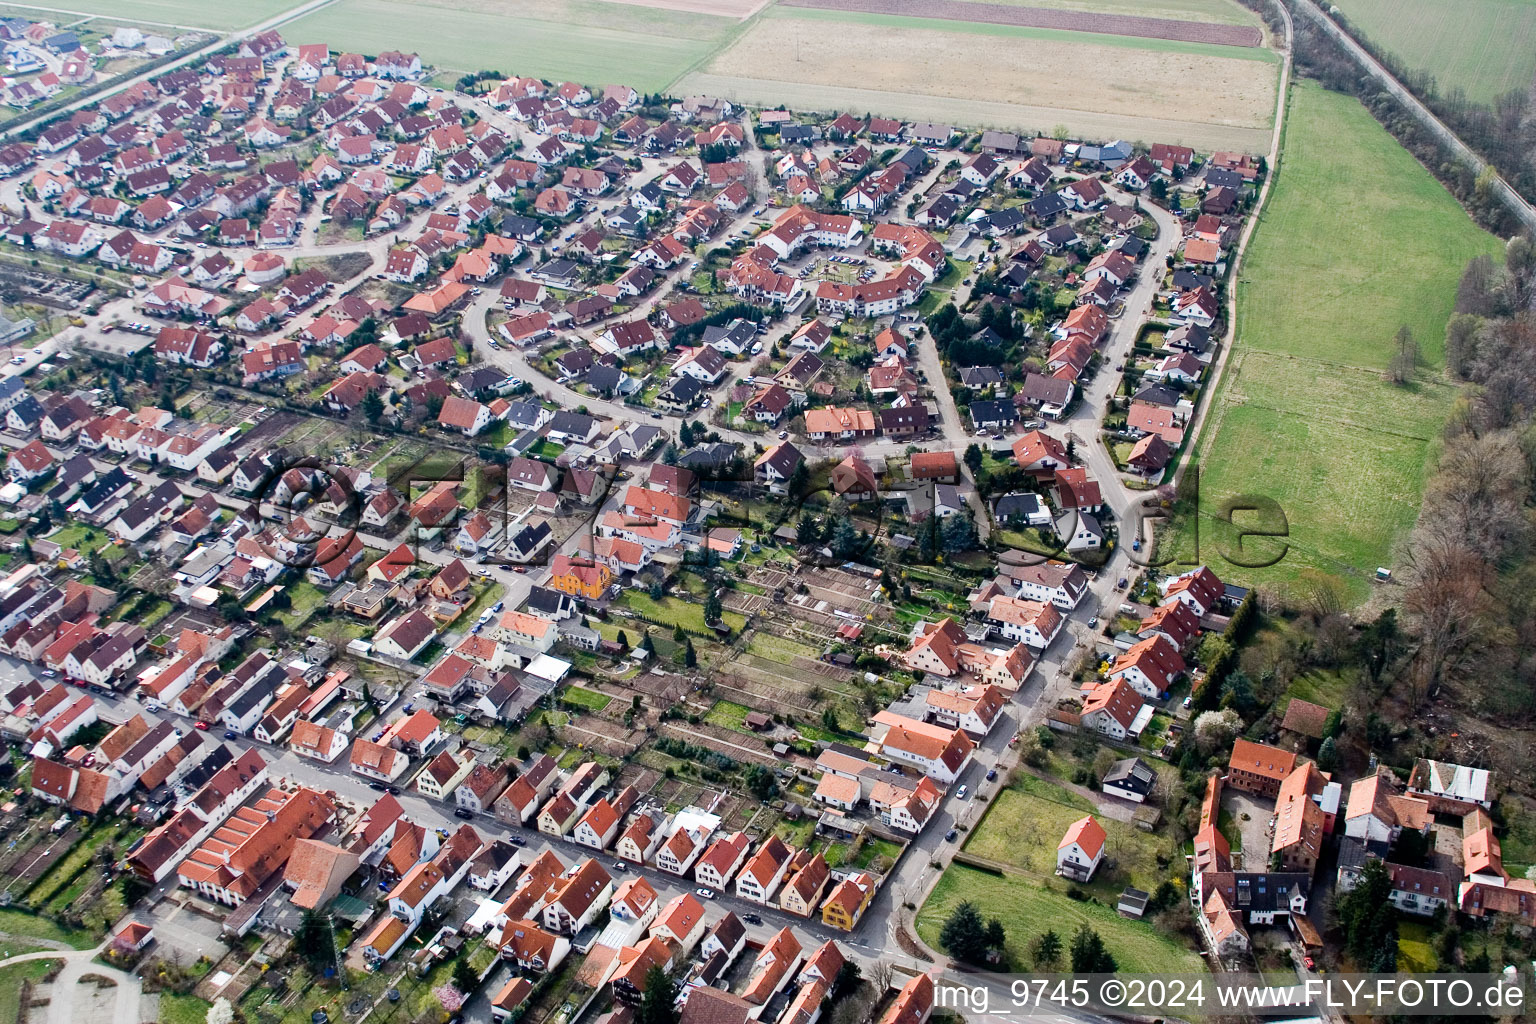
1103;756;1156;794
510;520;552;557
993;491;1044;521
701;319;755;350
968;399;1015;426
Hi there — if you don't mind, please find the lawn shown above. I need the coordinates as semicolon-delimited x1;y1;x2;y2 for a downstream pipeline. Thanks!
1397;920;1438;972
918;865;1205;973
158;992;213;1024
1497;796;1536;879
273;580;329;629
1329;0;1536;104
965;775;1175;897
703;699;754;731
561;686;612;712
0;958;59;1024
1163;83;1500;605
619;591;746;633
282;0;740;93
0;909;95;949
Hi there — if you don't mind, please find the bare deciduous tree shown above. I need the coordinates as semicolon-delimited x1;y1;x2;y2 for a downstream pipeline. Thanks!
1388;324;1419;385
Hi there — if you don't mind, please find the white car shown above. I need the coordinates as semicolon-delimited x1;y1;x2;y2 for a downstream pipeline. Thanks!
957;785;968;799
695;887;716;900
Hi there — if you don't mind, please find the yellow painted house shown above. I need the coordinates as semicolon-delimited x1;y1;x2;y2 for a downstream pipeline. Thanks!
548;554;613;601
820;870;875;931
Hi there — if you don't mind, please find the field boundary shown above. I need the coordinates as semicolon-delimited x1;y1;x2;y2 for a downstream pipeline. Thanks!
781;0;1262;46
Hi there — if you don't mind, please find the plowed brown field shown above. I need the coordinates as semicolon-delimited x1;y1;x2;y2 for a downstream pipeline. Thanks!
782;0;1263;45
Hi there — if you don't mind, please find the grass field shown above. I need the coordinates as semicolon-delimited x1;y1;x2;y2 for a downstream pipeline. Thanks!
0;0;300;29
282;0;739;93
0;909;95;949
561;686;613;712
965;774;1176;898
1330;0;1536;105
680;7;1277;150
918;865;1205;973
619;591;747;633
1164;83;1500;605
0;958;59;1024
703;699;754;731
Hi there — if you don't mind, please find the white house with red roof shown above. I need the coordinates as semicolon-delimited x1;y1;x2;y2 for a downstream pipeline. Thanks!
1057;815;1106;880
1163;566;1225;617
1109;634;1186;698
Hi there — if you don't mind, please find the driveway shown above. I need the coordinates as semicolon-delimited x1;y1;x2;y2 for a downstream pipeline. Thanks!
1221;788;1273;868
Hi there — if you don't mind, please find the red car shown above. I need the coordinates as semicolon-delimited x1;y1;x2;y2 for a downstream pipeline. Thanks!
1303;956;1315;970
194;721;208;730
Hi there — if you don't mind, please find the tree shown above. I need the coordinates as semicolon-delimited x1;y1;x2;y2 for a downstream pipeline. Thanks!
434;985;465;1014
1445;312;1480;378
1335;858;1397;970
683;637;697;668
361;389;385;424
1388;324;1419;385
830;515;860;559
983;918;1006;955
1192;709;1242;755
452;957;479;993
1069;924;1116;972
941;510;979;553
206;998;235;1024
1219;670;1258;716
295;909;332;968
1316;736;1339;772
745;764;778;801
797;511;821;547
964;443;984;477
704;590;723;624
1033;929;1062;967
640;632;656;656
637;965;680;1024
821;706;840;733
939;901;990;966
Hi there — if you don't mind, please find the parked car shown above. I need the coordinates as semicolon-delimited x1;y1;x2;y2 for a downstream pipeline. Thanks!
453;808;475;820
945;829;958;842
695;887;716;900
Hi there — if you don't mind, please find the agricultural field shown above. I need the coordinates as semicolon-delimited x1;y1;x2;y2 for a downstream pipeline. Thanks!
1330;0;1536;105
282;0;742;93
958;0;1262;25
1163;83;1500;605
782;0;1264;46
0;0;300;30
678;7;1280;151
918;865;1205;973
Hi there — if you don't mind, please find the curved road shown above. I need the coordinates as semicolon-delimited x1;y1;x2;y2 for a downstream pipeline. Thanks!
0;942;144;1024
